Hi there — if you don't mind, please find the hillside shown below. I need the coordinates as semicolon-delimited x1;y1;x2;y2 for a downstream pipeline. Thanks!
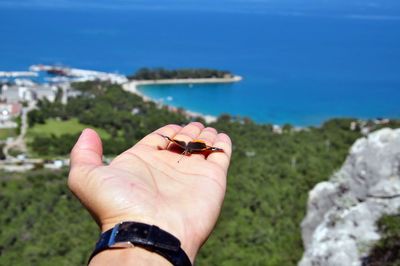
1;81;399;265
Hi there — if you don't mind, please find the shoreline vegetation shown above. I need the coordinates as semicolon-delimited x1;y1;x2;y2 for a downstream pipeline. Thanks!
128;67;239;80
124;68;243;123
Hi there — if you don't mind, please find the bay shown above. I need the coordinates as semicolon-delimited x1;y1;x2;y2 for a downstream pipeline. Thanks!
0;7;399;125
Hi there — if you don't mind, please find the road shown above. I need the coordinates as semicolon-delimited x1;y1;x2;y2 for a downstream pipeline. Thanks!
3;101;36;160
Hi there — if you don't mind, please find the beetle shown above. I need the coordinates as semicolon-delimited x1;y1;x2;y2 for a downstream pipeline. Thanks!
158;133;224;162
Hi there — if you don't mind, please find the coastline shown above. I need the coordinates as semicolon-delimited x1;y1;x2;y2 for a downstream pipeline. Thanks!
128;75;242;86
122;76;242;123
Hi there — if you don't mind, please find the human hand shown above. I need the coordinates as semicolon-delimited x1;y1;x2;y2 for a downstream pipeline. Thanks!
68;122;232;264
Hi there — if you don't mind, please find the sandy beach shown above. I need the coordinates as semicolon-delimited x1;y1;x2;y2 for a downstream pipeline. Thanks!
122;76;242;123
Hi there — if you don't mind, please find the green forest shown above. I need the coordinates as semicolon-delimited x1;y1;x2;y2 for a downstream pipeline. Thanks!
1;81;399;265
128;67;233;80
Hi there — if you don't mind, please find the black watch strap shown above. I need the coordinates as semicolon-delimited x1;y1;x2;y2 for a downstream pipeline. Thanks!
88;222;192;266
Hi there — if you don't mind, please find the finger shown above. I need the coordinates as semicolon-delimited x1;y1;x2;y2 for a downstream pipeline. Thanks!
136;124;182;149
207;133;232;171
173;122;205;143
195;127;218;146
69;129;104;194
70;128;104;169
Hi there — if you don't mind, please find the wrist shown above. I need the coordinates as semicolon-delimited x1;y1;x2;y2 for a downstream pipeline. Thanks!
96;219;199;265
89;247;172;266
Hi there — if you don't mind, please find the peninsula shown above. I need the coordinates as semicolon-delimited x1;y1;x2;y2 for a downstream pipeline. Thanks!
128;67;241;81
124;67;242;97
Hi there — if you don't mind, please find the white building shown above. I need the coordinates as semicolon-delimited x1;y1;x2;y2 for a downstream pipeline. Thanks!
18;86;34;102
0;102;21;127
33;85;57;102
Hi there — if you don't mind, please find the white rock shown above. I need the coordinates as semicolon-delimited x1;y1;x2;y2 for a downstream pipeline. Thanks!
299;128;400;266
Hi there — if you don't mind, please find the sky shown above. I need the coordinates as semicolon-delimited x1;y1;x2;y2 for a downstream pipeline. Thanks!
1;0;400;16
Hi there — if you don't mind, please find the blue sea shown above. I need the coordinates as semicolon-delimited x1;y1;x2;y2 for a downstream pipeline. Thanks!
1;2;400;125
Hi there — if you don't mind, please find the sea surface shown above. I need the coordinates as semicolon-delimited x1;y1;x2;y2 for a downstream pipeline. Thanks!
0;5;399;125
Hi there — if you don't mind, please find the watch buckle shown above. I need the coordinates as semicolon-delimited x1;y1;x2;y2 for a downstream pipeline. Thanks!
108;223;134;248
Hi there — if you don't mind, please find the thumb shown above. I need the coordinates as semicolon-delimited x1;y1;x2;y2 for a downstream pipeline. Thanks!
70;128;104;170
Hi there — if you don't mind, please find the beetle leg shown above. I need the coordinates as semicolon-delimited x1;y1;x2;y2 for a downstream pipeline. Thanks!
177;149;188;163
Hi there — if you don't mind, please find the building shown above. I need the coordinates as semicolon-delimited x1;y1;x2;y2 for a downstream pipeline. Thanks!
33;84;57;102
0;102;21;127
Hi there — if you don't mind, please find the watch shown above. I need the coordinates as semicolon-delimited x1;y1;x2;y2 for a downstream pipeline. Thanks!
89;221;192;266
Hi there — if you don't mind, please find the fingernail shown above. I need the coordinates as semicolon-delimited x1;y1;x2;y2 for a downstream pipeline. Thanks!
78;128;89;141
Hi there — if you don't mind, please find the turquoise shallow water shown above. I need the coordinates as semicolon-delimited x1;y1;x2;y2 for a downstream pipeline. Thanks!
1;6;400;125
138;78;399;126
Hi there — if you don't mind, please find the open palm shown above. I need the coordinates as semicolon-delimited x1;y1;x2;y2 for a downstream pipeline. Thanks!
68;122;232;261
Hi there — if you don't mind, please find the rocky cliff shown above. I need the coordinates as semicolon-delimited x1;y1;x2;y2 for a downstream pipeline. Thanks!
299;128;400;266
